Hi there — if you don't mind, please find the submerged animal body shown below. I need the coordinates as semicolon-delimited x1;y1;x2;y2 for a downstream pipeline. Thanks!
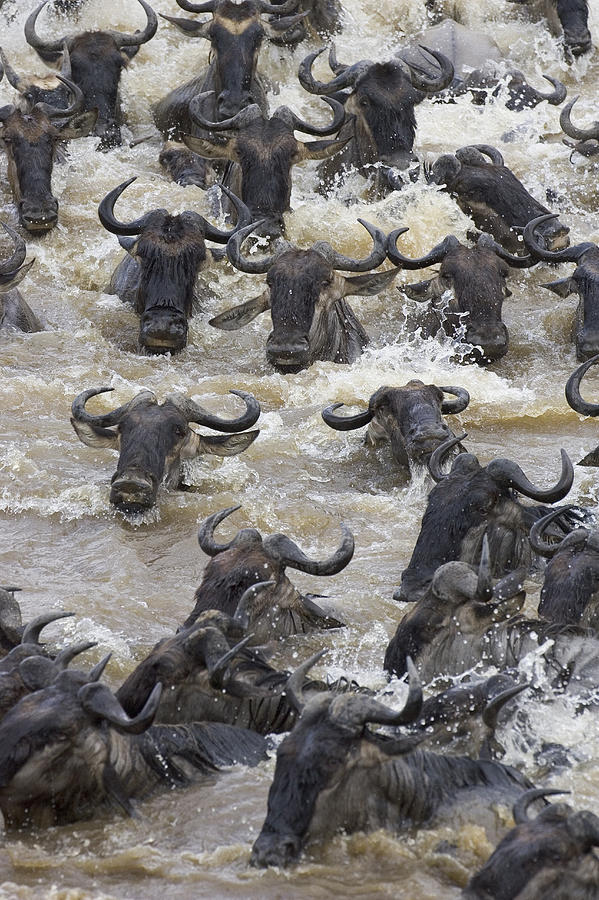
0;222;41;332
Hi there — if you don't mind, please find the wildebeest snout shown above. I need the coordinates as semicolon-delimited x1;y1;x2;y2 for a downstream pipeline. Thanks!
110;470;157;513
139;309;189;354
266;329;311;370
19;196;59;232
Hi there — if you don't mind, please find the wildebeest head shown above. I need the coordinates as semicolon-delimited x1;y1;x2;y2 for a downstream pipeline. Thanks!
0;71;96;231
530;505;599;627
396;434;574;603
25;0;157;150
0;44;74;113
566;353;599;466
0;221;35;302
183;92;347;238
322;380;469;470
298;44;454;174
98;176;251;353
389;227;536;363
183;504;353;639
524;214;599;361
0;662;161;828
161;0;307;119
430;145;570;254
70;386;260;512
210;220;397;371
464;789;599;900
560;97;599;161
250;655;423;867
385;541;529;678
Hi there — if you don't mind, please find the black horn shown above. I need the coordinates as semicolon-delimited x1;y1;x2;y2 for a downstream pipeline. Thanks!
486;449;573;503
321;401;372;431
263;523;354;575
566;354;599;417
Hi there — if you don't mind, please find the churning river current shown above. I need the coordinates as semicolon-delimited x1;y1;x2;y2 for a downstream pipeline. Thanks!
1;0;599;896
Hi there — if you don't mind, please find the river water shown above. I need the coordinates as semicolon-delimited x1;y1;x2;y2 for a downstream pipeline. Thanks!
1;0;599;896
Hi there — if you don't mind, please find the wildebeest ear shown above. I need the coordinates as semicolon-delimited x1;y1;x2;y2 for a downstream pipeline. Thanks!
401;277;439;302
70;418;120;449
118;236;138;255
342;268;400;296
183;134;237;161
542;276;577;298
197;430;259;456
59;109;98;140
0;259;35;294
209;292;271;330
296;136;350;161
120;46;140;63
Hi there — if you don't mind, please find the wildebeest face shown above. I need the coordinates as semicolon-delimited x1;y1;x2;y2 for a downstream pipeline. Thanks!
370;383;454;463
70;388;260;513
346;63;421;167
210;10;264;118
68;32;130;149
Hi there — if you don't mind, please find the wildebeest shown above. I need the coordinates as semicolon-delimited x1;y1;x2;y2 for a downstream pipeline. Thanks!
25;0;157;150
98;176;251;353
388;228;536;363
464;789;599;899
70;386;260;512
0;605;73;660
210;220;397;371
430;145;570;254
385;553;599;702
560;96;599;161
507;0;592;59
250;660;533;867
182;92;347;238
298;44;454;193
0;667;266;828
183;505;353;641
395;434;574;603
0;222;41;332
266;0;341;41
524;214;599;361
118;590;359;733
565;353;599;465
0;44;74;115
154;0;307;140
397;19;566;112
321;380;470;475
0;70;96;231
530;506;599;629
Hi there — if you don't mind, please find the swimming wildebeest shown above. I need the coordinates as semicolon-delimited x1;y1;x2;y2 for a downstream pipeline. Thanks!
565;353;599;466
0;222;41;331
70;386;260;512
24;0;158;150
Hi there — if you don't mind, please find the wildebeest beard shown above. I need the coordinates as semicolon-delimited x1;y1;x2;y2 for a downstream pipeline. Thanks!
134;221;207;319
236;119;299;219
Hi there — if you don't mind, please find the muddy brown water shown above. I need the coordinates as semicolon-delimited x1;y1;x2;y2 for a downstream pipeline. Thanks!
1;0;599;896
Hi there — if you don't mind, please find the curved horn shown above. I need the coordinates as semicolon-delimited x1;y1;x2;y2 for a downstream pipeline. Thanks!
107;0;158;48
207;634;253;688
25;1;66;58
79;680;162;734
482;682;530;730
0;222;26;275
331;657;423;728
467;144;504;166
513;788;569;825
189;91;262;132
0;47;27;95
475;232;535;269
176;0;216;11
486;449;573;503
561;96;599;142
226;221;278;274
476;534;492;601
21;611;74;645
54;641;97;670
284;96;345;136
263;522;354;575
566;354;599;417
407;46;454;93
529;505;577;558
315;219;387;272
298;47;372;95
523;214;593;264
285;649;327;714
34;73;84;119
98;177;156;237
439;386;470;415
321;401;372;431
71;386;154;429
428;433;467;482
233;580;275;630
88;652;112;682
166;389;260;432
198;505;242;556
387;227;456;270
201;184;253;243
523;74;566;107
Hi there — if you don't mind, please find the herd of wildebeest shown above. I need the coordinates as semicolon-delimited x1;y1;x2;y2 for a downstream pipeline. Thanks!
1;0;599;895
